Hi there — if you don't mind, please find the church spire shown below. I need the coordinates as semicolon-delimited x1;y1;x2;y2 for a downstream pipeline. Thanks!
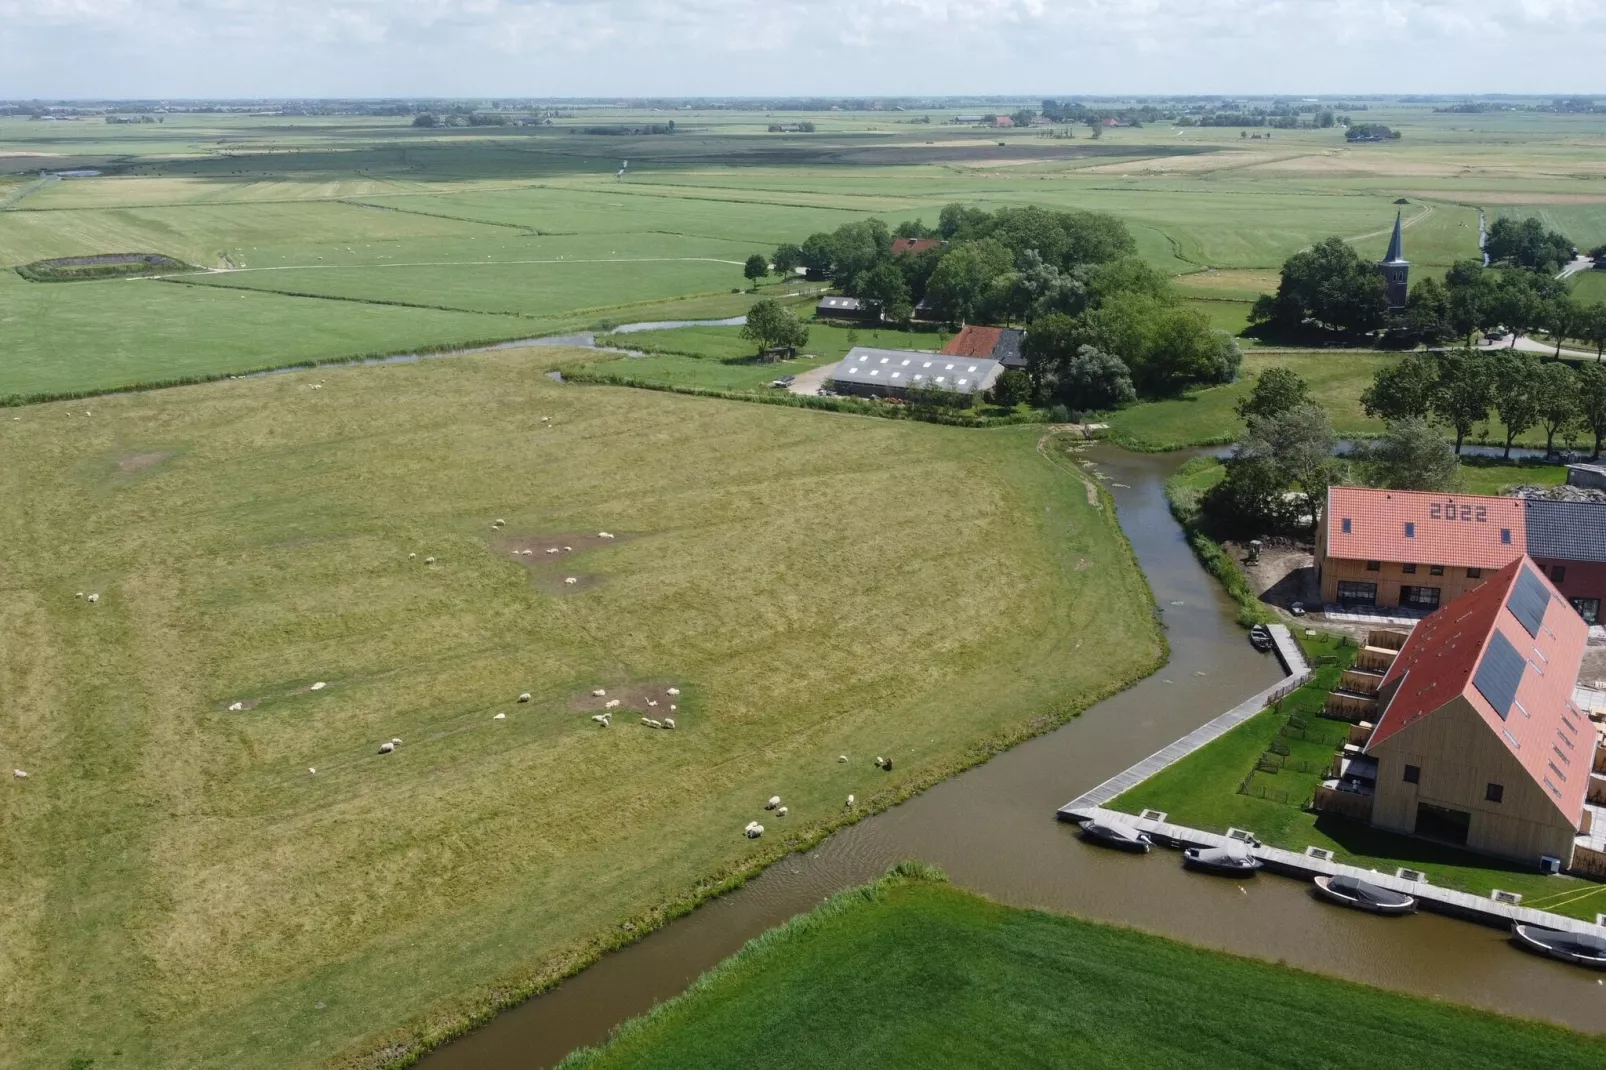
1384;210;1405;264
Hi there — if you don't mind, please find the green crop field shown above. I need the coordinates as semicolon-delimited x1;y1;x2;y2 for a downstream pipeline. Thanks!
8;106;1606;400
560;865;1606;1070
0;347;1162;1070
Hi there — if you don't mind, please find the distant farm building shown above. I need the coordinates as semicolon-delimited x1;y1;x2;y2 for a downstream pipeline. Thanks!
1315;486;1606;624
890;237;942;257
830;347;1003;407
1315;559;1606;876
991;116;1015;129
942;325;1026;370
815;295;878;322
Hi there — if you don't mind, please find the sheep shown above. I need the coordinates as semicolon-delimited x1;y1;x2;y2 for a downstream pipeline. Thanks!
378;742;395;754
545;548;560;554
846;794;855;808
669;704;677;712
604;699;620;709
541;416;551;422
74;592;83;599
564;577;578;585
662;718;676;729
87;593;100;604
408;553;417;559
666;687;680;696
494;518;505;527
765;795;781;810
744;823;763;839
493;712;506;720
521;550;533;556
517;693;531;703
308;768;316;775
424;556;436;565
598;531;614;539
592;689;607;697
838;755;849;763
310;682;327;691
227;701;244;712
591;713;611;726
562;546;573;552
640;717;652;727
776;806;788;817
12;769;27;779
391;738;402;745
880;757;894;771
875;757;885;768
647;718;663;728
646;700;657;707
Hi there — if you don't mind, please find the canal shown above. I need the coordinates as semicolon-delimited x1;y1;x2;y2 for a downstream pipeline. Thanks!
423;444;1606;1069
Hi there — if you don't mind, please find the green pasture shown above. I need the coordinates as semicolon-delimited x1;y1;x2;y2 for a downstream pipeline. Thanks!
1570;270;1606;303
1112;639;1606;919
0;348;1161;1069
560;866;1606;1070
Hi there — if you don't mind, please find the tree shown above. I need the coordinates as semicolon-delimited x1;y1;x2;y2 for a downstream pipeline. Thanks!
1576;362;1606;458
1490;351;1541;458
1584;302;1606;359
1202;455;1298;535
1236;366;1311;422
1431;349;1494;454
1403;275;1451;341
743;254;769;287
1253;237;1389;335
1056;345;1136;410
1489;272;1546;346
924;238;1013;322
1360;351;1439;422
1533;360;1580;456
1020;312;1078;396
772;243;804;277
1363;418;1463;492
1237;402;1340;525
1078;293;1240;396
1484;215;1574;272
853;262;913;324
412;114;437;127
739;299;809;356
988;368;1030;408
1546;295;1582;356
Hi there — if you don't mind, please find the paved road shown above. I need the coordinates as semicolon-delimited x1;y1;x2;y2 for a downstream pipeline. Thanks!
1476;333;1598;361
1558;255;1596;280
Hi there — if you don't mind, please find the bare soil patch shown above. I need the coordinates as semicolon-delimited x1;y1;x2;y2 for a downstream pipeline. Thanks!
495;531;636;594
569;681;683;716
118;451;169;474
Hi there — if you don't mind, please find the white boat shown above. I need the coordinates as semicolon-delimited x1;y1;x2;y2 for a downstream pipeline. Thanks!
1313;874;1416;915
1183;842;1262;875
1512;924;1606;969
1080;819;1152;852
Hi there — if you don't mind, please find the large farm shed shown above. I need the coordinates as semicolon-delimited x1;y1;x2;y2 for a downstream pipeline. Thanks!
815;295;879;322
830;347;1002;406
1316;559;1606;874
1316;487;1606;623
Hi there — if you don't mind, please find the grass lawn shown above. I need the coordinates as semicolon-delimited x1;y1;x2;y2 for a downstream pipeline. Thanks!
1112;636;1606;920
0;348;1162;1070
559;865;1606;1070
1569;270;1606;304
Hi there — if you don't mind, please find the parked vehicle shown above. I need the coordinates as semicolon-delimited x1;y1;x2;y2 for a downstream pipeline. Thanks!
1313;874;1416;915
770;375;795;387
1183;842;1262;875
1511;924;1606;969
1079;819;1152;852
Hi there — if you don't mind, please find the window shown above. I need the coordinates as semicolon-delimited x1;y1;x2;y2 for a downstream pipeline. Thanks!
1551;564;1567;584
1403;764;1421;784
1400;586;1440;610
1467;567;1482;579
1337;581;1377;606
1485;783;1504;803
1366;561;1381;572
1571;597;1600;624
1429;564;1444;576
1341;518;1352;534
1405;522;1415;538
1500;528;1512;545
1402;563;1417;574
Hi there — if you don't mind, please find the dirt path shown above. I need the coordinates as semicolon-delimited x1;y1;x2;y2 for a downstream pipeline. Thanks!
786;361;839;396
1036;427;1103;507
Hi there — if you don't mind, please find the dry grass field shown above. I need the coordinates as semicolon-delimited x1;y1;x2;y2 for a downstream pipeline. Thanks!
0;347;1161;1069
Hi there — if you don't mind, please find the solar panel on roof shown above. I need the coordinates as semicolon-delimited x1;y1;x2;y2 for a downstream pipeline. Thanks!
1508;566;1550;638
1473;630;1526;722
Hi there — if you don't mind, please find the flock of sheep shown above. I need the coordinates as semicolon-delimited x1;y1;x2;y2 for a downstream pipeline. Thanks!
741;755;891;839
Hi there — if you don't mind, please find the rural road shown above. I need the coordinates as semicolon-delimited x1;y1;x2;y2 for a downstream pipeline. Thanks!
1558;255;1596;280
1477;333;1599;361
786;361;839;395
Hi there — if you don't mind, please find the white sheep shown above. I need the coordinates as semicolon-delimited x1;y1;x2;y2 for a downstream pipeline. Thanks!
846;794;855;808
564;577;578;585
662;718;676;729
228;702;244;712
87;593;100;604
521;550;533;556
745;823;764;839
562;546;572;552
379;742;395;754
424;556;435;564
493;712;506;720
13;769;27;779
875;757;884;768
605;699;620;709
666;687;680;696
838;755;849;763
391;737;402;745
542;416;551;422
545;548;560;554
308;768;316;775
591;714;611;726
647;700;657;707
409;553;417;559
518;693;531;703
669;705;677;712
598;531;614;539
511;551;522;557
494;518;505;527
765;795;781;810
593;689;607;697
74;592;83;599
310;682;326;691
776;806;788;817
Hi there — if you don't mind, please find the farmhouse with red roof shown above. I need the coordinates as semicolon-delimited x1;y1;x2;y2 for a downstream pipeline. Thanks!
1316;559;1606;874
890;237;941;257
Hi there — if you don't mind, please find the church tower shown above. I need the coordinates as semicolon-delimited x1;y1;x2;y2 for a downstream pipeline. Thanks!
1379;210;1409;309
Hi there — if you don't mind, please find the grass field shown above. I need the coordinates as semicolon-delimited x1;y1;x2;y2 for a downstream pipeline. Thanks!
8;107;1606;397
0;347;1162;1070
1112;636;1606;920
560;865;1606;1070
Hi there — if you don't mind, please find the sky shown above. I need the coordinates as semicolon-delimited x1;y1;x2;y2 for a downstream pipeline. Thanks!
2;0;1604;100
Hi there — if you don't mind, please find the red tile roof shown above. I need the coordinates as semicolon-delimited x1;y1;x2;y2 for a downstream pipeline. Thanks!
1324;486;1527;570
891;238;941;257
941;325;1004;358
1368;558;1589;823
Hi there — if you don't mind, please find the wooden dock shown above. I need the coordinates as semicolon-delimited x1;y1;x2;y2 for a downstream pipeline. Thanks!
1060;805;1606;938
1056;624;1311;817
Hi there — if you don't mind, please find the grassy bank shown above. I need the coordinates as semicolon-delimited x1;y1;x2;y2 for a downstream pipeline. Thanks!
1163;456;1272;627
0;349;1162;1070
1112;645;1606;919
559;864;1606;1070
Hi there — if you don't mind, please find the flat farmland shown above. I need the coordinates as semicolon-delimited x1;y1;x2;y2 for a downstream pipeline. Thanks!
0;348;1160;1069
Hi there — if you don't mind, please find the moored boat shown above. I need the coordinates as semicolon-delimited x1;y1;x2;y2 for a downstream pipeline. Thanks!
1183;842;1262;875
1248;624;1275;652
1080;819;1152;852
1313;874;1416;914
1512;924;1606;969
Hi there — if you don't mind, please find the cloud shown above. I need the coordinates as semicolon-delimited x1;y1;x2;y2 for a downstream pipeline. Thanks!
1;0;1603;97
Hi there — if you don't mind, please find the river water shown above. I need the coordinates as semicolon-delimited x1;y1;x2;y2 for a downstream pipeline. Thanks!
422;445;1606;1069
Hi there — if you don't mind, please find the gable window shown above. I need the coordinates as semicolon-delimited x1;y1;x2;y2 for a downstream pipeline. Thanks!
1467;567;1482;579
1341;518;1352;534
1402;563;1417;574
1551;564;1567;584
1429;565;1444;576
1404;522;1415;538
1485;783;1504;803
1366;560;1381;572
1403;764;1421;784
